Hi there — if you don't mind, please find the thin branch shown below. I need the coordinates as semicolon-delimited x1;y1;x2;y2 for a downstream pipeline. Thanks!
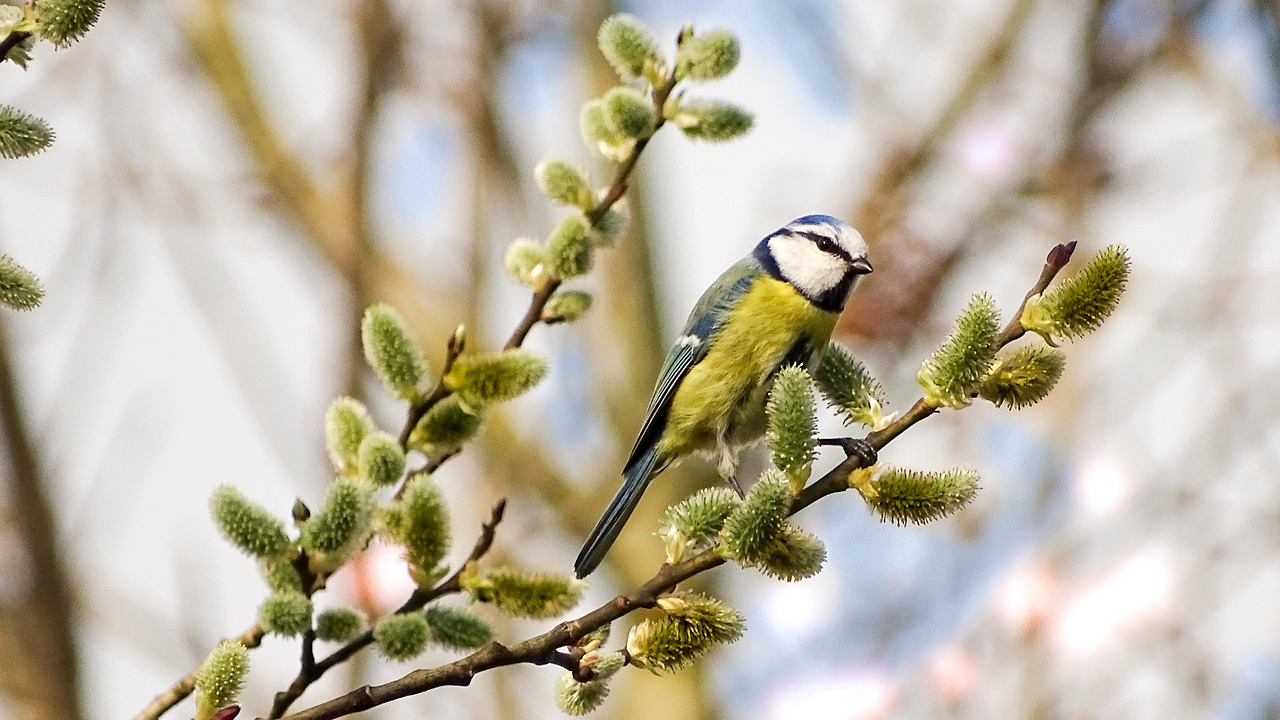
398;72;681;447
504;74;678;353
265;500;507;718
276;245;1077;720
996;240;1076;347
396;327;465;449
130;625;266;720
277;552;723;720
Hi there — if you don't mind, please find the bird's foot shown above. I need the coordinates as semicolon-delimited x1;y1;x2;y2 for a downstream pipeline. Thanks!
817;437;878;468
726;475;747;499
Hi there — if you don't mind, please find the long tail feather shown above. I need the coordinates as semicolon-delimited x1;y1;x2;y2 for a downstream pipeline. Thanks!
574;446;661;578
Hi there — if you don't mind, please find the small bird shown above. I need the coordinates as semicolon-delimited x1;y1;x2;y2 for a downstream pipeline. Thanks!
574;214;873;578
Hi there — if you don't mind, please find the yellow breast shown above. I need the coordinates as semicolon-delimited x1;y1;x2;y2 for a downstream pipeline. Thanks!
658;277;838;458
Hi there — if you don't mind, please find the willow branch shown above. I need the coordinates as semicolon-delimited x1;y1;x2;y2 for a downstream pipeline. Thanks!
130;625;266;720
503;73;678;352
398;73;681;445
265;500;507;718
277;551;723;720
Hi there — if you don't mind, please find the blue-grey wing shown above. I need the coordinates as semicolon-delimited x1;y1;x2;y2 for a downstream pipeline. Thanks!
622;256;763;475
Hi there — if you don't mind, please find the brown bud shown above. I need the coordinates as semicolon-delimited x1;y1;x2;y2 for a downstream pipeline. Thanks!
1047;241;1077;269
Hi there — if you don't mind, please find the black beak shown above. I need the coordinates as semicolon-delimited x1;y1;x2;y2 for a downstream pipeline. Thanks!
850;256;873;274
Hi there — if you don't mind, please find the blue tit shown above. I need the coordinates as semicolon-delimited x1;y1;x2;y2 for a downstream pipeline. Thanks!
574;214;873;578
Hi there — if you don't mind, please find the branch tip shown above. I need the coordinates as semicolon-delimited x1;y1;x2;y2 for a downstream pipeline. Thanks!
1047;241;1076;269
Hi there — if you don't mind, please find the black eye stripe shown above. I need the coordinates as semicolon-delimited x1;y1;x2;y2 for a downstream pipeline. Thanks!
796;230;853;263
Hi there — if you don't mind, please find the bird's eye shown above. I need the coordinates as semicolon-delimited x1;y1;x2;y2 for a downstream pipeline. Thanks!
815;237;834;252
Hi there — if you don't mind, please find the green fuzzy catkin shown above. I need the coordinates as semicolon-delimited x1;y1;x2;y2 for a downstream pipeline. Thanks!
324;396;375;474
0;106;53;159
408;395;484;454
444;349;549;407
602;87;657;140
536;160;594;210
424;605;493;651
357;431;405;486
979;345;1065;409
864;467;979;525
373;612;430;661
261;559;303;593
467;568;585;619
1026;245;1131;342
670;100;754;142
34;0;102;46
591;204;628;247
626;591;744;673
361;303;426;401
659;487;740;563
315;608;363;642
0;254;43;310
721;468;790;565
504;238;547;288
542;290;593;324
209;485;291;560
259;590;313;637
554;651;626;716
381;474;450;576
300;478;374;565
765;366;818;491
754;523;826;582
193;640;249;720
675;29;741;81
580;99;631;160
814;341;884;426
597;13;661;81
545;214;595;279
917;293;1000;409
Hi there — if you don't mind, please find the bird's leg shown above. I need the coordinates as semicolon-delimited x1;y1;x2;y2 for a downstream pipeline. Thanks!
817;437;878;468
715;435;747;497
726;475;748;499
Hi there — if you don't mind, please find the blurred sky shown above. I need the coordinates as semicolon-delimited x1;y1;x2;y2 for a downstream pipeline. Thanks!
4;1;1280;719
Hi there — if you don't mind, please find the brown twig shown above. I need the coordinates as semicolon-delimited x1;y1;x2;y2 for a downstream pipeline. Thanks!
130;625;266;720
996;241;1076;347
276;550;723;720
798;241;1077;513
265;500;507;718
397;327;466;449
400;73;682;453
504;74;680;353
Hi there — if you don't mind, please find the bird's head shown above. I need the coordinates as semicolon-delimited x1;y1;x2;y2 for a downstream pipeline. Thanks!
755;214;873;311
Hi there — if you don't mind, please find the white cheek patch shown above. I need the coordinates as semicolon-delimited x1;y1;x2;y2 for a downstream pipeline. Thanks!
768;235;847;298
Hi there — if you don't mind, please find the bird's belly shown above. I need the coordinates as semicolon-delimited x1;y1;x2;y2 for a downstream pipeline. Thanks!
657;278;837;459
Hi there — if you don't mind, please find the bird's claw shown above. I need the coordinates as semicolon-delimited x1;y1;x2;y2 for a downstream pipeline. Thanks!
818;436;878;468
846;438;877;468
